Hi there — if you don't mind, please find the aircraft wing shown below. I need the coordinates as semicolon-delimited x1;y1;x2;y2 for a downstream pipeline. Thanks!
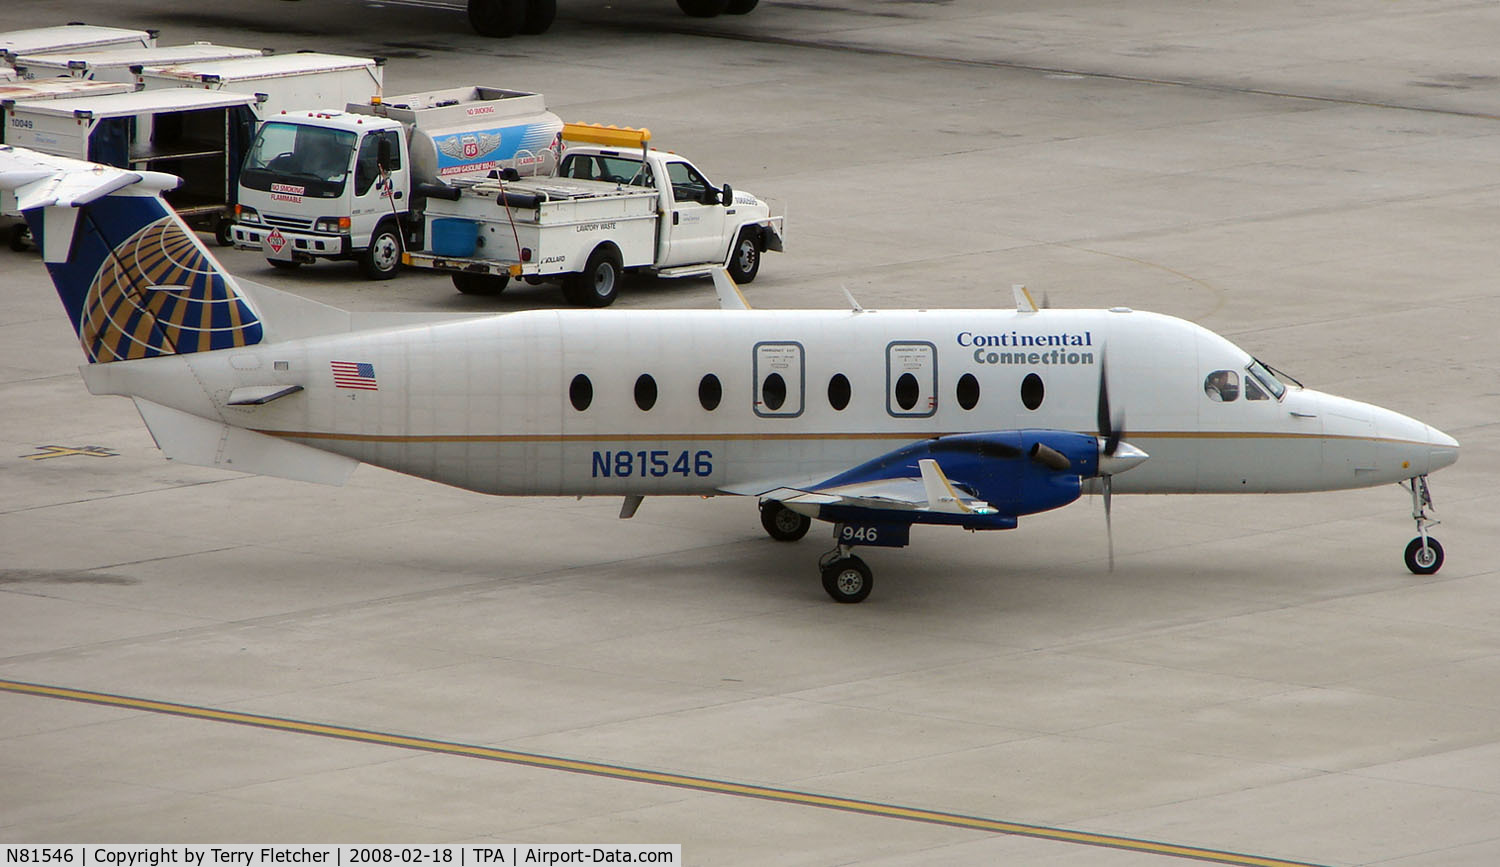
763;459;996;517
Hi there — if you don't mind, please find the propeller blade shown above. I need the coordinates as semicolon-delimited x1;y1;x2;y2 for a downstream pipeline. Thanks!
1097;352;1111;448
1096;351;1124;457
1104;474;1114;572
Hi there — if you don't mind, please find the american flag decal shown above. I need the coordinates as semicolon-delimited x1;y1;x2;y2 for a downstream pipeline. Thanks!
331;361;378;390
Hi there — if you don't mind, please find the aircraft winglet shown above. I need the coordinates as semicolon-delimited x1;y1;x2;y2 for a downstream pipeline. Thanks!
711;267;751;310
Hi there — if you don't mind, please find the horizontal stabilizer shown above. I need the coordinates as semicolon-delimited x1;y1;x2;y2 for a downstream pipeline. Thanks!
133;398;357;486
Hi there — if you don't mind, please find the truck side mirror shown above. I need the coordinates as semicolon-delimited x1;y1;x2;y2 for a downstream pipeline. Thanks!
721;183;733;205
377;137;392;173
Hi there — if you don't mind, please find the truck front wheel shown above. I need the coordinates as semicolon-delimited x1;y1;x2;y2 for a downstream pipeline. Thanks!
677;0;730;16
468;0;527;36
727;227;761;283
565;246;622;307
360;225;402;281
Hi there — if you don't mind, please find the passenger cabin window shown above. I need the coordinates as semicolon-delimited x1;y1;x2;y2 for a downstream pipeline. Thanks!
1020;373;1044;411
634;374;658;411
569;374;592;411
1205;370;1239;402
827;374;851;411
698;374;722;411
956;373;981;410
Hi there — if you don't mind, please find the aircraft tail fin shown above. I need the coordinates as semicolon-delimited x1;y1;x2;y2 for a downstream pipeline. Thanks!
0;146;263;363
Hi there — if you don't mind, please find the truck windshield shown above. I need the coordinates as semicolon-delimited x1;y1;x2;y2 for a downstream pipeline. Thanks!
240;122;356;198
558;153;652;187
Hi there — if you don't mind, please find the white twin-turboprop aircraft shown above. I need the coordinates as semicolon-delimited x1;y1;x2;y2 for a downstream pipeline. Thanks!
0;146;1460;602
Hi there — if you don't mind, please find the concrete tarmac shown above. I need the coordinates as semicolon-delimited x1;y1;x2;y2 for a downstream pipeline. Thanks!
3;1;1499;864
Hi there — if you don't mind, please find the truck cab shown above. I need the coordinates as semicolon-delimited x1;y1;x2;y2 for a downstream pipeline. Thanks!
233;111;411;279
556;142;781;280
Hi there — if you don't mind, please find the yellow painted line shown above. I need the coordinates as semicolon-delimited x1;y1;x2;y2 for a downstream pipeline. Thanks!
0;678;1324;867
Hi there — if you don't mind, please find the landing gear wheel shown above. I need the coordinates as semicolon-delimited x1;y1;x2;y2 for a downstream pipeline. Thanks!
214;219;234;248
1404;537;1444;575
677;0;730;16
821;556;872;603
564;246;621;307
452;272;510;295
727;227;761;283
468;0;527;36
760;501;810;542
726;0;759;12
360;224;402;280
266;258;301;271
8;223;30;252
521;0;556;34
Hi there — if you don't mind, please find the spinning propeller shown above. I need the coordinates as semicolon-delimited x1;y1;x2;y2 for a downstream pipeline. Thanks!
1095;352;1149;570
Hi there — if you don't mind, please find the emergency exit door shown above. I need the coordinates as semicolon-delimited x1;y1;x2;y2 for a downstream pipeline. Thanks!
887;341;937;417
754;341;804;417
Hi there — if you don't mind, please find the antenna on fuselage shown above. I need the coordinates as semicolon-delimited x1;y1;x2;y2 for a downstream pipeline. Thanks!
840;285;864;313
1014;284;1040;313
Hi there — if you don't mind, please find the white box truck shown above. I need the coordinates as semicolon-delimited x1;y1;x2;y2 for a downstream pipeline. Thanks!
137;52;384;117
12;43;265;83
2;88;260;247
1;24;155;67
407;123;785;306
230;85;563;279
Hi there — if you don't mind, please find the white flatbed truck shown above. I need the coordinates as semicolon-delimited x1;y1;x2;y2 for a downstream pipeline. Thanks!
407;123;785;306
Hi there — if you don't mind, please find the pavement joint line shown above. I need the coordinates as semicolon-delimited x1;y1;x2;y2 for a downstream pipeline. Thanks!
668;28;1500;122
1;677;1326;867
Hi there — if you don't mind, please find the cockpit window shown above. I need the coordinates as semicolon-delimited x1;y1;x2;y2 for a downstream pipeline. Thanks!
1244;376;1269;401
1246;359;1286;399
1205;370;1239;402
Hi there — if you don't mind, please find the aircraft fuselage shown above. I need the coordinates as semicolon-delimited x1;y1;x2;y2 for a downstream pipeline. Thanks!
87;306;1459;502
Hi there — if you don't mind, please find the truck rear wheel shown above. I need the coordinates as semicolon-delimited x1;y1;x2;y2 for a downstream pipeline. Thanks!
522;0;557;33
468;0;527;36
565;246;622;307
677;0;730;16
727;227;761;283
452;272;510;295
360;224;402;281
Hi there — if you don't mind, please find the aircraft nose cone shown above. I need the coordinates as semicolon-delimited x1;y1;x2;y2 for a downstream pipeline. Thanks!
1427;425;1460;471
1098;441;1149;475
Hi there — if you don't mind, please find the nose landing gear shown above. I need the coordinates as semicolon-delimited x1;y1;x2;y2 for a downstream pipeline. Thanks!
1402;475;1444;575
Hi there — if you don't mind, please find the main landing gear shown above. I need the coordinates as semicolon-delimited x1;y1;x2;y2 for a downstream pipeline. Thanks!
1402;474;1445;575
759;500;879;603
818;546;872;604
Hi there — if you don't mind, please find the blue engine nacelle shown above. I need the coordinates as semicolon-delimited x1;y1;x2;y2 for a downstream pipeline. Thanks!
815;430;1101;522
